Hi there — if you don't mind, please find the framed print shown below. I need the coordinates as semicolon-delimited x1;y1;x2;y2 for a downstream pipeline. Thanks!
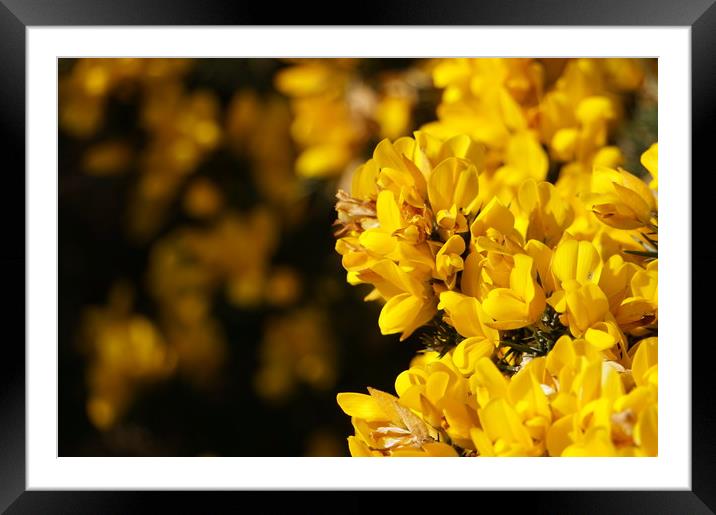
2;0;713;512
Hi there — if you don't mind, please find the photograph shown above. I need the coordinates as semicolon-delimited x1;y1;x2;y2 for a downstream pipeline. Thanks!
57;57;659;458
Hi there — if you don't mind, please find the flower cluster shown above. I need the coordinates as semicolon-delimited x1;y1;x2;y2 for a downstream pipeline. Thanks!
339;334;656;457
275;59;431;178
335;58;657;457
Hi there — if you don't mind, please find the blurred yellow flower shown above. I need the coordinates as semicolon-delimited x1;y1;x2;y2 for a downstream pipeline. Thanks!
80;283;176;430
255;309;336;401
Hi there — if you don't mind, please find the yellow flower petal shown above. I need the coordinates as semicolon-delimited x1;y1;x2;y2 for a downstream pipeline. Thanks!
337;392;387;421
351;161;378;200
376;190;402;234
612;182;652;225
460;251;483;298
631;337;658;387
274;63;330;96
505;132;548;180
641;143;658;189
347;436;374;457
428;157;480;215
584;327;616;351
546;414;575;457
562;427;616;456
482;289;528;330
359;229;396;256
425;371;451;405
296;144;351;177
378;293;423;336
470;428;496;457
438;291;496;340
453;337;494;374
479;398;533;450
471;197;516;237
551;128;578;161
546;335;576;375
634;404;658;456
423;442;460;457
471;357;509;405
564;283;609;336
576;96;614;124
552;239;602;287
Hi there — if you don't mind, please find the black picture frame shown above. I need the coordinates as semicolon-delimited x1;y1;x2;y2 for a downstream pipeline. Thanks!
1;1;711;512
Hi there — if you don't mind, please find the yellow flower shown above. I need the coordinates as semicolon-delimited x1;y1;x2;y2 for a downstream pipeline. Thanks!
438;292;499;373
254;309;336;401
275;60;368;178
81;282;176;430
560;281;610;337
482;254;546;330
435;235;466;289
515;179;574;247
372;138;429;208
589;166;657;230
376;95;413;140
491;132;549;187
614;259;658;334
550;238;603;291
601;59;646;91
469;197;525;260
469;357;551;456
358;190;407;257
537;59;632;171
470;197;520;240
545;335;657;456
428;157;480;232
524;239;557;295
472;398;537;456
337;386;458;456
425;58;541;149
397;357;476;447
357;259;435;340
334;133;493;339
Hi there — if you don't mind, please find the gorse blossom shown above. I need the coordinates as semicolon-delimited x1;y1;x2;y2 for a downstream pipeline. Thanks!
335;58;657;457
276;59;426;178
